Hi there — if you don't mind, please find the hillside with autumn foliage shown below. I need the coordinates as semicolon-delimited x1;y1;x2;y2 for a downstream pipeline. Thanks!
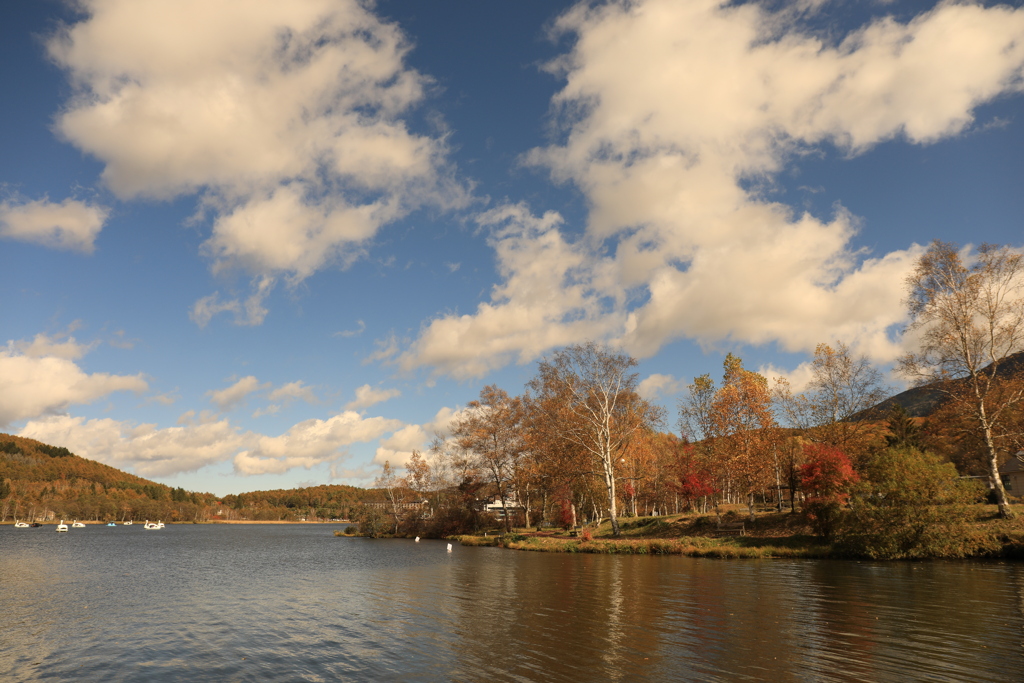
0;433;381;523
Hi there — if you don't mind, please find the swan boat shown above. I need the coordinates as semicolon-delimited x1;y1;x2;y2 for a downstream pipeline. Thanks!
72;521;86;528
56;520;68;532
14;520;29;528
123;520;133;525
143;520;164;529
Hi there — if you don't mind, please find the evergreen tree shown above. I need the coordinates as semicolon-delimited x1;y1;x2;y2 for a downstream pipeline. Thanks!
884;403;923;450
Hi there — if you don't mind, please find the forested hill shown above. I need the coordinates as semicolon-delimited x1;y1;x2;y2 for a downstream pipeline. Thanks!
0;432;220;523
0;432;380;523
220;484;386;521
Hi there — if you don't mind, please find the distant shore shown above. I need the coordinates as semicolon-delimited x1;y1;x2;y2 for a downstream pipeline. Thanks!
3;519;351;526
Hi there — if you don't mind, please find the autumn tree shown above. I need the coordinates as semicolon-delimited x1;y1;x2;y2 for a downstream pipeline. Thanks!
668;442;717;513
529;343;663;537
374;460;406;535
775;342;890;458
406;450;432;494
449;385;527;533
523;391;590;529
899;241;1024;518
679;355;779;519
799;444;859;540
710;354;779;521
678;373;723;504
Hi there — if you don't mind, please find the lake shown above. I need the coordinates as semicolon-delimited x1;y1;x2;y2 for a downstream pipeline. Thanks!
1;524;1022;681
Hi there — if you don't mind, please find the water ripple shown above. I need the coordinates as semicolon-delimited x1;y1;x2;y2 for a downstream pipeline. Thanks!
3;527;1024;681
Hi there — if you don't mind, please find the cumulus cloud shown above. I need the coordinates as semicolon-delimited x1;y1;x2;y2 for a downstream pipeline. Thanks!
399;0;1024;377
758;362;817;394
233;411;403;475
20;408;409;478
50;0;467;312
19;414;250;477
11;330;95;360
637;373;686;402
0;197;108;252
398;203;622;378
0;334;147;427
371;405;462;467
345;383;401;410
207;375;269;411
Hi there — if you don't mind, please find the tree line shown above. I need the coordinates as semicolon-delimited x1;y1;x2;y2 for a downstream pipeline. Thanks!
359;241;1024;548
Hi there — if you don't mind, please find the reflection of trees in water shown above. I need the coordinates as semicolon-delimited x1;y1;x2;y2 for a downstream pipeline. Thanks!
1011;566;1024;653
795;561;1022;681
358;548;1024;681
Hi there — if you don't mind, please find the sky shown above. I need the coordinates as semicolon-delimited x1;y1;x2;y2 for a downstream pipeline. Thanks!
2;0;1023;497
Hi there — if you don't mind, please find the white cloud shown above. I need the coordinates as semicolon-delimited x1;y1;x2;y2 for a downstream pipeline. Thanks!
11;331;95;360
19;414;252;477
0;335;147;427
399;0;1024;377
50;0;467;311
233;411;402;475
345;383;400;410
637;373;685;402
189;275;274;328
398;203;622;378
207;376;269;411
268;381;317;404
0;197;108;252
373;423;428;468
758;362;816;394
20;408;407;479
371;404;464;467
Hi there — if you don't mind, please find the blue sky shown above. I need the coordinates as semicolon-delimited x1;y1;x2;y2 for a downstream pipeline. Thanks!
2;0;1023;496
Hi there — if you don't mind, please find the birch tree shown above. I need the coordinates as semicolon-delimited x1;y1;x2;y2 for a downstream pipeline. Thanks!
529;343;663;537
775;342;890;457
900;240;1024;518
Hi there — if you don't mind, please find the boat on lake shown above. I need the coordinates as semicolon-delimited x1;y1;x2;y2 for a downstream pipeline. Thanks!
143;520;164;529
106;522;117;526
72;521;86;528
123;520;132;525
56;520;68;532
14;520;29;528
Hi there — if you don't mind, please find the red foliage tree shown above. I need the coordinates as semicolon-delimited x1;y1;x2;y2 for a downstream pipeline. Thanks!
668;443;718;511
799;444;859;539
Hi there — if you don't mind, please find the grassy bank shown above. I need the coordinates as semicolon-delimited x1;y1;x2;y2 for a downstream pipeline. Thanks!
447;505;1024;560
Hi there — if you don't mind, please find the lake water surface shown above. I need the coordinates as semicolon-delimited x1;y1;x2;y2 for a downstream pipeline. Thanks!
2;524;1023;682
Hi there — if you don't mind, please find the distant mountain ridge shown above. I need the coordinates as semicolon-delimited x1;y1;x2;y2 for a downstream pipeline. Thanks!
869;350;1024;418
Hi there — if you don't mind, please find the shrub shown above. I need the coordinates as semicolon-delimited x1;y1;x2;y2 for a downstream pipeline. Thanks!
837;447;984;559
351;506;391;538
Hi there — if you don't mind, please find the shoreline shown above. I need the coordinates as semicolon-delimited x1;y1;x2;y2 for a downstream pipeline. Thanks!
343;505;1024;560
2;519;351;526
